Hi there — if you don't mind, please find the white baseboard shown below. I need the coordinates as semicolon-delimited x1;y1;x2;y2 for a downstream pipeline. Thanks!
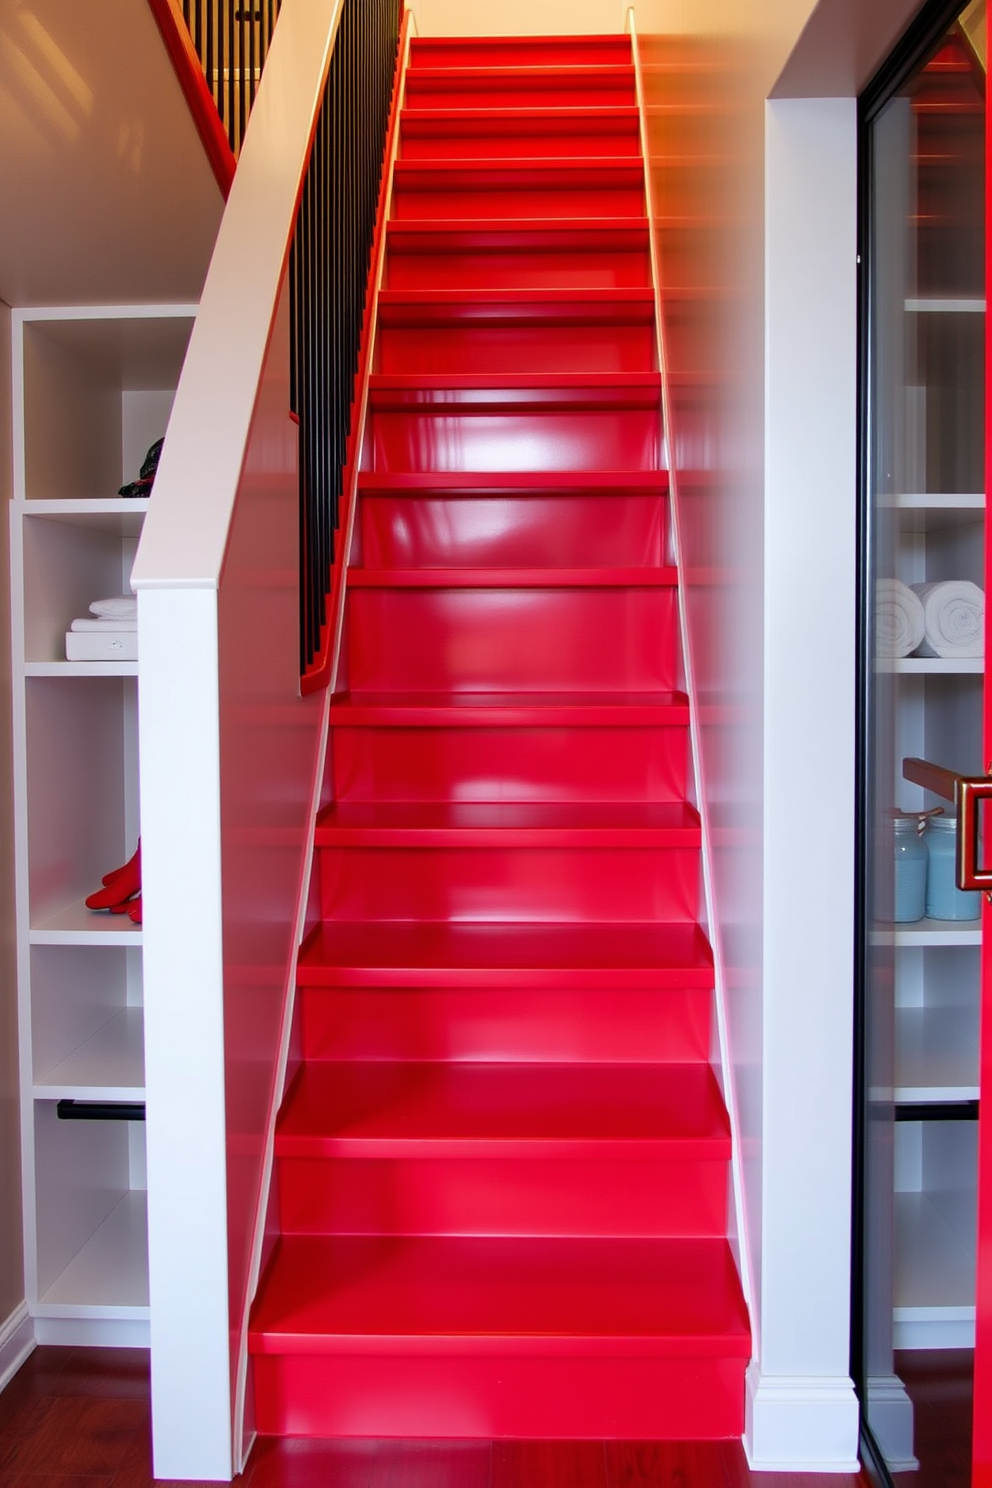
34;1316;150;1348
745;1364;861;1472
0;1303;35;1393
866;1374;919;1473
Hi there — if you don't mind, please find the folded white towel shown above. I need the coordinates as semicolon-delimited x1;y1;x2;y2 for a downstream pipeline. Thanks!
70;618;138;633
876;579;925;658
911;580;984;658
90;595;137;621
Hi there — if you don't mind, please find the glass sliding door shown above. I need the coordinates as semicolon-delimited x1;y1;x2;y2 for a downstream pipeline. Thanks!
857;3;986;1482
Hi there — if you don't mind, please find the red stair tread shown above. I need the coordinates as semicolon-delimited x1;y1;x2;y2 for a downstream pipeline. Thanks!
405;65;634;88
399;104;640;132
315;800;700;846
276;1061;730;1157
298;920;714;988
377;287;655;324
250;1234;749;1356
346;567;677;588
386;219;650;252
367;371;660;410
328;689;690;726
356;470;669;495
393;159;645;187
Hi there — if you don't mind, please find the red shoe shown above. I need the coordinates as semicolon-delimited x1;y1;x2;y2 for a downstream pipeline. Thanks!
86;842;141;910
101;843;140;886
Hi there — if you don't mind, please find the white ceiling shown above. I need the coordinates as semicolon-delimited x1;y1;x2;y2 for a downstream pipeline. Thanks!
0;0;225;307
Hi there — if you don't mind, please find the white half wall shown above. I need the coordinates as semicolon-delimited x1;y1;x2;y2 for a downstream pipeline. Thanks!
750;95;859;1471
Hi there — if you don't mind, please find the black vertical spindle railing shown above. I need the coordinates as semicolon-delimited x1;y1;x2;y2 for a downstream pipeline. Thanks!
180;0;280;159
290;0;401;676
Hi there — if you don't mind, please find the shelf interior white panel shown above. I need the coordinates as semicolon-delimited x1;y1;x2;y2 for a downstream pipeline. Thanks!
31;897;142;945
904;298;985;313
895;1004;980;1100
17;498;150;527
26;662;139;679
870;917;981;948
877;657;983;674
34;1101;145;1305
19;509;142;665
894;1189;976;1311
38;1190;148;1316
35;1007;144;1098
25;676;139;927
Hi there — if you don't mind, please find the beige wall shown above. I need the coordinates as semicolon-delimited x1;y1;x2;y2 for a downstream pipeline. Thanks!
0;297;24;1328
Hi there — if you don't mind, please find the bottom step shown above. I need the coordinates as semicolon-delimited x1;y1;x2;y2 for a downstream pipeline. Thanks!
250;1235;749;1439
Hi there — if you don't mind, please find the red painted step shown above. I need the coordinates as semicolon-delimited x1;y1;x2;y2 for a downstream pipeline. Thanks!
383;221;653;291
409;36;634;68
277;1060;729;1159
398;107;642;160
390;159;645;220
251;1235;749;1439
275;1061;730;1239
296;919;714;988
250;28;749;1444
374;289;657;376
299;985;714;1064
404;66;637;111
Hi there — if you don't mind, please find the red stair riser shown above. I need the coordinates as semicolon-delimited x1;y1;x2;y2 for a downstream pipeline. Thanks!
384;242;653;292
375;323;656;377
404;75;637;112
399;116;642;161
366;409;660;474
329;723;690;805
298;987;712;1064
356;494;666;568
251;1353;745;1440
390;181;645;222
409;39;633;67
316;845;701;925
344;589;678;693
276;1156;728;1239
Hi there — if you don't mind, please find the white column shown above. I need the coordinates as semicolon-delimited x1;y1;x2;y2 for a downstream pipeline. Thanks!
749;95;860;1472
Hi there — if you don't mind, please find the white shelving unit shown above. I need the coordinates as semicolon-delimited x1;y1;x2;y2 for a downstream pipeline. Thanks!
9;304;194;1345
878;484;985;1351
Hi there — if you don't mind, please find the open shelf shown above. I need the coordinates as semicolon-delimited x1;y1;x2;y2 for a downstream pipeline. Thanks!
30;898;142;945
893;1188;976;1349
904;297;985;312
894;1005;979;1101
36;1190;149;1318
870;917;980;947
34;1007;145;1099
877;657;983;674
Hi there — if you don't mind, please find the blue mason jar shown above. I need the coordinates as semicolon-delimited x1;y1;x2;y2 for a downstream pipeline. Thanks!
892;814;928;922
925;814;981;921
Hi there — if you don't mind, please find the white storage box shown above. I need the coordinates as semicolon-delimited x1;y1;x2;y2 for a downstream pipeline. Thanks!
65;631;138;662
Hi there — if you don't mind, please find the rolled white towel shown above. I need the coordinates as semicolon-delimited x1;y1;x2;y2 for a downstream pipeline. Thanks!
911;580;984;658
90;595;137;621
876;578;925;658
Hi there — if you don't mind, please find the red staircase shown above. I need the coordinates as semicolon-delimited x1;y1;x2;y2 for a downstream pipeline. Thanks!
249;31;750;1441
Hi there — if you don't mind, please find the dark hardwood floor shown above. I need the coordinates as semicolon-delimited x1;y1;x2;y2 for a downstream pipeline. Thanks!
892;1349;972;1488
0;1347;874;1487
